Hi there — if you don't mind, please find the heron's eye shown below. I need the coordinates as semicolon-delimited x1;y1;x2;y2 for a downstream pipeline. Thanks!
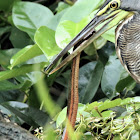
110;1;118;9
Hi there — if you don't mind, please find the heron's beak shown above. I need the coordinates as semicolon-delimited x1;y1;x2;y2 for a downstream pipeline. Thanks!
45;8;131;75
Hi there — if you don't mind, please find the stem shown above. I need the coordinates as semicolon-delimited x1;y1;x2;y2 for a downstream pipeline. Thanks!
64;0;74;5
94;106;102;117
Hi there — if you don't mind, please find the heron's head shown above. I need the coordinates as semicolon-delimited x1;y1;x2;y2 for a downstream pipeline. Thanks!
45;0;137;75
98;0;140;14
95;0;137;23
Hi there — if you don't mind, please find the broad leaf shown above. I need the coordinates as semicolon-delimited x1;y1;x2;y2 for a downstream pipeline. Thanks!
56;107;67;128
9;27;33;48
55;17;90;49
0;62;46;81
0;26;11;36
84;36;107;56
12;1;54;39
0;0;20;11
0;49;20;67
1;102;48;127
0;90;24;104
0;80;23;91
10;44;43;69
79;61;104;103
35;26;61;60
56;104;86;128
101;54;125;99
47;9;68;31
2;101;39;127
56;2;70;13
101;26;116;43
60;0;105;22
116;74;136;93
86;97;140;113
96;23;116;43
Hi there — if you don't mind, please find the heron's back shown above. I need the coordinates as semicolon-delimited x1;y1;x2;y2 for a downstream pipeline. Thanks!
116;13;140;82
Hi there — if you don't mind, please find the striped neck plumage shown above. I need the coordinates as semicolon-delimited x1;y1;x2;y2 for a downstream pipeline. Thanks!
120;0;140;13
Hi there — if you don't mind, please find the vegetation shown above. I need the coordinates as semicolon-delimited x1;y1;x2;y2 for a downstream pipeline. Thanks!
0;0;140;139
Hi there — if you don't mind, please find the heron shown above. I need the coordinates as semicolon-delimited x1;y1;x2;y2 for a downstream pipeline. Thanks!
45;0;140;139
45;0;140;83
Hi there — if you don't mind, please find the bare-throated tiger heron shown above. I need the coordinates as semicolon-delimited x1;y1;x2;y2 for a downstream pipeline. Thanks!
45;0;140;83
45;0;140;139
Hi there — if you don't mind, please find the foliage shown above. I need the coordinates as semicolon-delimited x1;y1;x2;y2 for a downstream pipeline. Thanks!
0;0;140;139
55;97;140;140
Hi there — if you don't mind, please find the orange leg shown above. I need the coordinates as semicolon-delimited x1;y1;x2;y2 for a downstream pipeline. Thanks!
62;53;81;140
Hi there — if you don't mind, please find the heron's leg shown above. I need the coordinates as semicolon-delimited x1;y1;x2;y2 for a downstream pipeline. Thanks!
62;53;80;140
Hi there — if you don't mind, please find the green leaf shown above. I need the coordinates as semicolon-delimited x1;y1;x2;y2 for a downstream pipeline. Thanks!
12;1;54;39
23;106;48;126
84;36;107;56
98;99;122;112
56;2;70;13
55;17;90;49
86;97;140;114
47;9;68;31
35;26;61;60
94;36;107;50
101;54;125;99
10;44;43;69
26;55;48;64
79;61;104;103
26;71;43;84
0;0;20;12
121;97;140;105
56;104;86;128
101;26;116;43
2;101;39;127
116;75;136;93
95;21;115;43
84;43;96;56
85;101;102;112
0;26;11;36
0;62;46;81
9;27;33;48
18;80;33;91
0;80;23;91
0;90;24;104
60;0;105;22
14;71;44;91
101;110;113;118
0;49;20;67
56;107;67;128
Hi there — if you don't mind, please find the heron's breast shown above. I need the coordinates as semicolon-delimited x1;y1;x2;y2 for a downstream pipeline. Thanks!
115;13;140;82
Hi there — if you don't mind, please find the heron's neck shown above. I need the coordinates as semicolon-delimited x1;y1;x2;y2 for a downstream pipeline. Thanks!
120;0;140;13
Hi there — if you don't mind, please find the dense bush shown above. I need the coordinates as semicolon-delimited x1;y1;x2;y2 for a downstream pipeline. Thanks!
0;0;140;139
